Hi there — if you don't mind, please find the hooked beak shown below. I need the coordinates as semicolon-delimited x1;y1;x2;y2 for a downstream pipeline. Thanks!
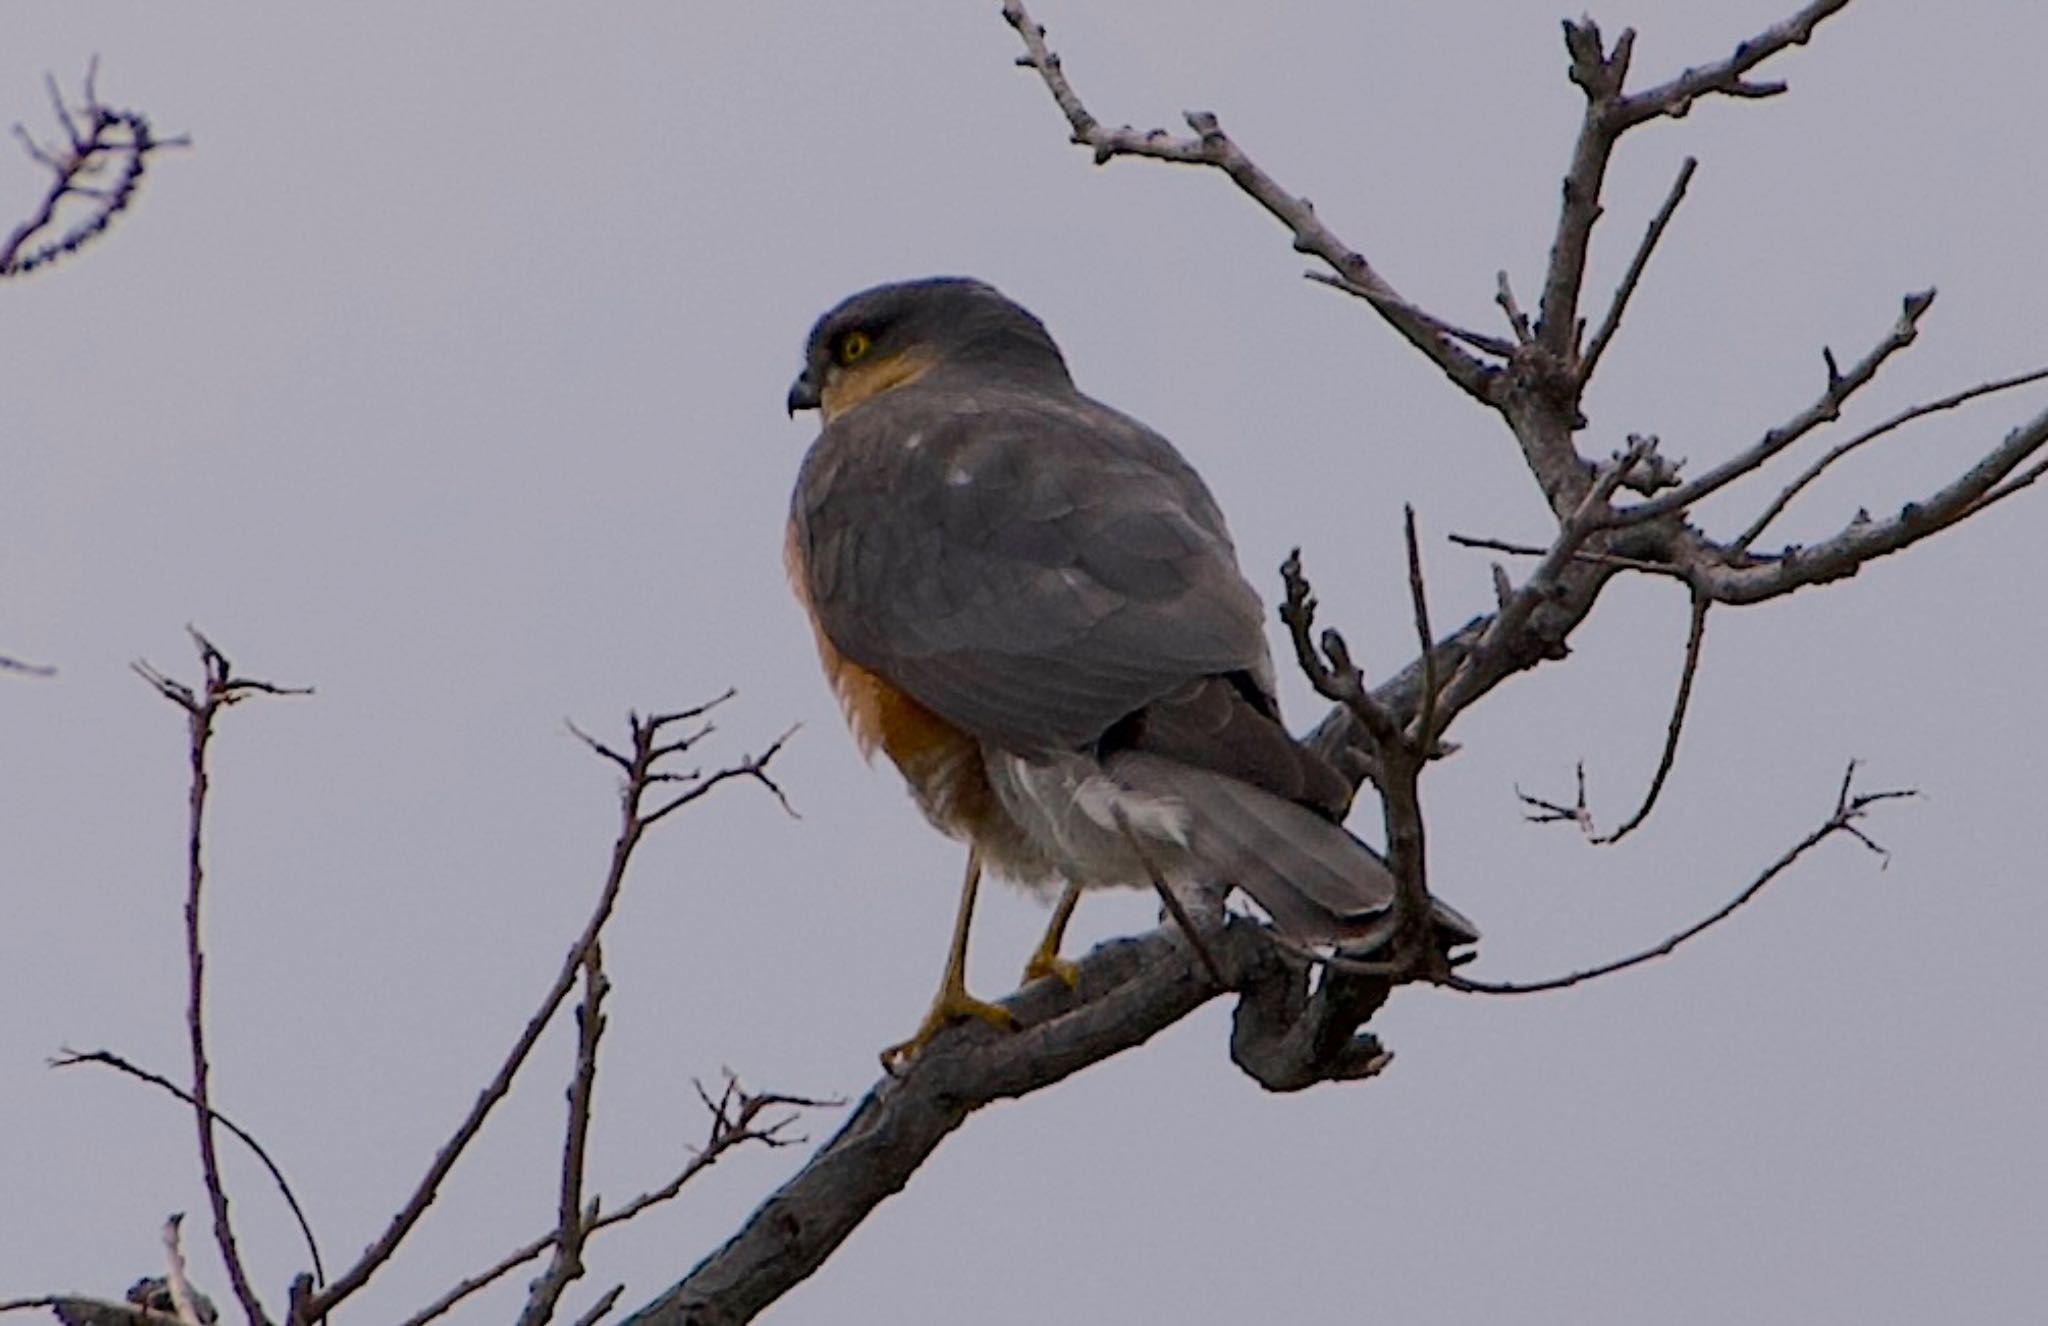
786;368;822;417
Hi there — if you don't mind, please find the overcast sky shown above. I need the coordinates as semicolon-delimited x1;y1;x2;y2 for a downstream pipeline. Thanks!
4;2;2044;1322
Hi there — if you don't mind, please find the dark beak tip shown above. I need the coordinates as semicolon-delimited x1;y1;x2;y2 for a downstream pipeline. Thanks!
786;376;820;417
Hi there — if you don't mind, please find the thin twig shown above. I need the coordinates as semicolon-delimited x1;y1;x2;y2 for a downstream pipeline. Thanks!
3;64;189;277
515;938;611;1326
305;703;791;1322
1519;593;1712;844
1495;270;1533;345
1580;156;1696;385
1001;0;1498;404
0;652;57;676
136;631;309;1326
1454;763;1914;995
1305;270;1516;359
1446;531;1680;576
51;1050;324;1285
1276;549;1402;752
1605;291;1938;527
398;1076;836;1326
1403;506;1439;751
569;1287;623;1326
1734;363;2048;551
1588;592;1709;844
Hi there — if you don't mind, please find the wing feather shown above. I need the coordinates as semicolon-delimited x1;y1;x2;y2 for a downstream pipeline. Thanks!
794;382;1271;754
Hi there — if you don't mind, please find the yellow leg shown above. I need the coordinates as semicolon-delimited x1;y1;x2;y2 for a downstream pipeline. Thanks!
1020;881;1083;990
880;848;1017;1072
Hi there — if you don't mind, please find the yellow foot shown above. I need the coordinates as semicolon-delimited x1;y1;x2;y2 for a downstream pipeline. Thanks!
1021;950;1081;991
879;988;1017;1073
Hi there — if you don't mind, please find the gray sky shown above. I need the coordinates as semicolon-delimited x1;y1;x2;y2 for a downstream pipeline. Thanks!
4;2;2044;1322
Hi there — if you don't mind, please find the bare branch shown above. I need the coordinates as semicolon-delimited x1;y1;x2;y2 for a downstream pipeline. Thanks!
135;634;308;1326
0;652;57;676
0;1298;184;1325
1691;402;2048;604
1612;0;1853;128
1733;363;2048;551
1402;507;1441;754
1000;0;1499;404
1277;549;1403;755
51;1051;324;1285
305;702;790;1322
1454;763;1914;996
1579;156;1696;385
1606;291;1936;527
1494;270;1534;345
1447;531;1680;577
622;922;1294;1325
1521;594;1711;845
516;939;611;1326
401;1075;837;1326
571;1288;624;1326
3;65;188;277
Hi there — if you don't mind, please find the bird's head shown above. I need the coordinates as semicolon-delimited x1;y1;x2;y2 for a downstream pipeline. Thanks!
786;276;1071;422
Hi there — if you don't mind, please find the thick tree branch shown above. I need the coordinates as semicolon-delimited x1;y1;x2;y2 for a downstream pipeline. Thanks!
623;921;1305;1326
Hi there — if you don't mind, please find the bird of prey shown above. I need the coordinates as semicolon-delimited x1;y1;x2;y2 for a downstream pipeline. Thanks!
784;277;1476;1067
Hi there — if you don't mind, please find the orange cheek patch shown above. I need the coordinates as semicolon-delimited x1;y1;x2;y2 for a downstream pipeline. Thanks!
819;348;935;422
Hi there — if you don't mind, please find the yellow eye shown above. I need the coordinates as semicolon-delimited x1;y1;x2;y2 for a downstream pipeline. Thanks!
837;330;873;365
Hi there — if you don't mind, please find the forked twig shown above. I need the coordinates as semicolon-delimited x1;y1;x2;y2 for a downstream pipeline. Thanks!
398;1074;837;1326
1733;363;2048;551
3;62;189;277
136;630;311;1326
1457;763;1913;995
1001;0;1498;404
1517;592;1711;844
303;701;793;1323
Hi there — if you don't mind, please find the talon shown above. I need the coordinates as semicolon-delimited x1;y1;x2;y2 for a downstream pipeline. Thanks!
879;988;1017;1073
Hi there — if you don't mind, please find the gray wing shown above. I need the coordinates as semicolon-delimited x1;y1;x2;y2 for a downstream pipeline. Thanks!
794;385;1272;755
